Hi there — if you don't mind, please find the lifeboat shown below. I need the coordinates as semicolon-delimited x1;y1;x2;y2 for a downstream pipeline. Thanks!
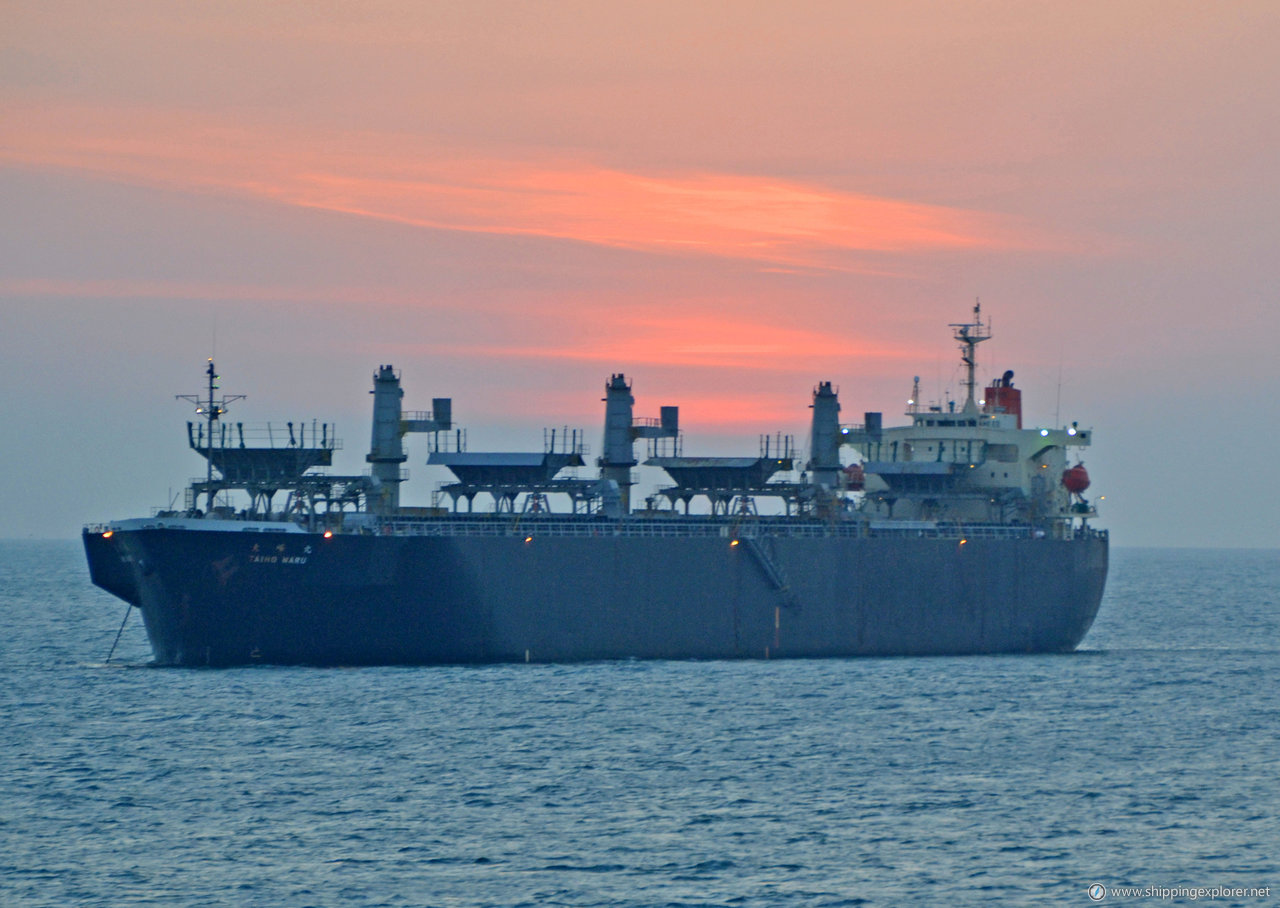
843;463;865;491
1062;463;1090;494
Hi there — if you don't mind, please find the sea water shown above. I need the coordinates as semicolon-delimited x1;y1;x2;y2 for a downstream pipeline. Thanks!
2;541;1277;906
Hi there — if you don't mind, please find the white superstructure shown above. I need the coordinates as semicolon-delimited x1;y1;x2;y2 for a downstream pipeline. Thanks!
842;304;1095;531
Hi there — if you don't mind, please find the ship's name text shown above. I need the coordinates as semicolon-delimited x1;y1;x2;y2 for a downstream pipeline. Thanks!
248;554;309;565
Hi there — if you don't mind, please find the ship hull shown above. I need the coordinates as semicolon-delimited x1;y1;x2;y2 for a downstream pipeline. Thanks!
84;523;1108;666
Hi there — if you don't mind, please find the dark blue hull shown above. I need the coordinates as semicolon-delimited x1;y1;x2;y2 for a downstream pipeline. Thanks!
84;523;1108;666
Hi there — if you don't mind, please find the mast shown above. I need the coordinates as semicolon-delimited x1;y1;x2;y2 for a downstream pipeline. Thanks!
949;301;991;414
177;359;245;511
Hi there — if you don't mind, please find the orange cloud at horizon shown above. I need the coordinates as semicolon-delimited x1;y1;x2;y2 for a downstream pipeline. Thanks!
5;276;920;387
440;381;841;436
3;105;1067;272
375;310;915;372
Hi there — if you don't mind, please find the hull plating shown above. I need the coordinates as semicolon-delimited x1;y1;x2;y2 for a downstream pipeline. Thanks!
85;527;1108;666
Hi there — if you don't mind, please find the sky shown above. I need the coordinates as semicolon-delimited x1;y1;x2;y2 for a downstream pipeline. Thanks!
3;1;1279;546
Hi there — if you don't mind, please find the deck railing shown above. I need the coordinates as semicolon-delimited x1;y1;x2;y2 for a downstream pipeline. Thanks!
365;515;1106;542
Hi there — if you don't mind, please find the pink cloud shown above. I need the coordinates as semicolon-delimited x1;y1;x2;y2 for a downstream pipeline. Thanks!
3;105;1069;273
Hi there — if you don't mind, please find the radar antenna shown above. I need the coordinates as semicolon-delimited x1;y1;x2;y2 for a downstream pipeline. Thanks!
949;300;991;414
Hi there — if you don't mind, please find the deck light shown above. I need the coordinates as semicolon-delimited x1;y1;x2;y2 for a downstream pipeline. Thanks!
323;530;333;539
102;530;113;539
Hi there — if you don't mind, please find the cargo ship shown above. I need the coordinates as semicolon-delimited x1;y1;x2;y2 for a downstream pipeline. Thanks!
84;305;1108;665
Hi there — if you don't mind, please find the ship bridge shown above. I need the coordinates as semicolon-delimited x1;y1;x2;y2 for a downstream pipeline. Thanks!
831;305;1098;529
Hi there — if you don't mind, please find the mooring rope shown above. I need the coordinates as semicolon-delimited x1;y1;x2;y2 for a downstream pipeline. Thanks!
106;605;132;663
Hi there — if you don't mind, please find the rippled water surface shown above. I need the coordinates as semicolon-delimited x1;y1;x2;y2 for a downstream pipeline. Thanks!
3;542;1278;906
